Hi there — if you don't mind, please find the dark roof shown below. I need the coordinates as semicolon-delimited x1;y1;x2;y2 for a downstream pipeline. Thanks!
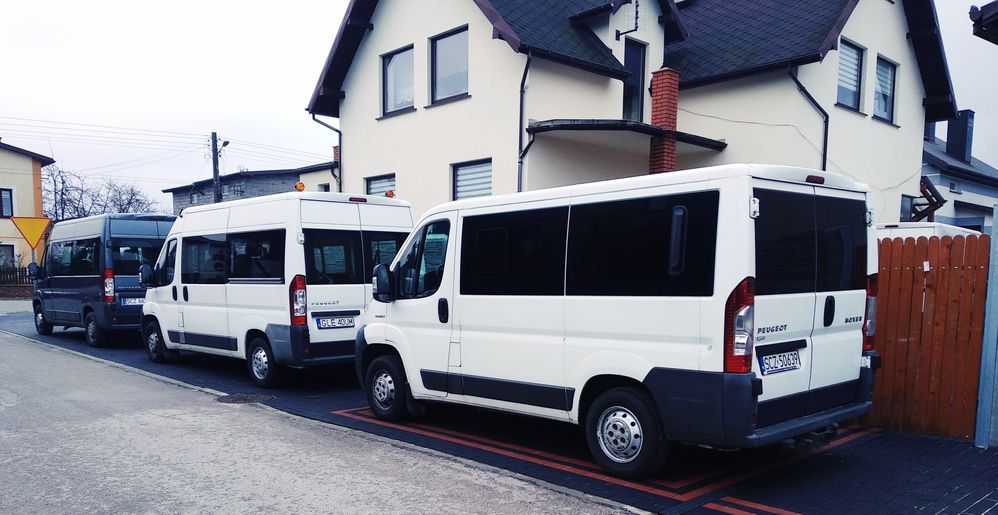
923;138;998;188
0;141;56;167
971;1;998;44
308;0;686;117
664;0;956;121
162;161;336;193
527;118;727;151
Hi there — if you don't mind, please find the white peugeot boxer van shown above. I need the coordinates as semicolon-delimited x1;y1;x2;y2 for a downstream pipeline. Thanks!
140;192;412;386
356;164;880;478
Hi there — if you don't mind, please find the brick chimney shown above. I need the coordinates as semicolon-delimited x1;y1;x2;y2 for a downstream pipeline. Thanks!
333;145;341;163
649;68;680;174
945;110;974;164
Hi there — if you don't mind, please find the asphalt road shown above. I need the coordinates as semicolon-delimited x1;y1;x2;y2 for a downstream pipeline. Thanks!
0;329;625;514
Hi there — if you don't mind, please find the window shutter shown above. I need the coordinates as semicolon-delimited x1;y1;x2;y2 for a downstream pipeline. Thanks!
454;161;492;200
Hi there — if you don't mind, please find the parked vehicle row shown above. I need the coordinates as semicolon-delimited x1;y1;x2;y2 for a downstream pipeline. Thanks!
28;165;881;479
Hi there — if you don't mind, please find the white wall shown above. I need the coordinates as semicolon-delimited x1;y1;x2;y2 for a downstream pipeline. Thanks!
299;168;336;192
524;131;650;191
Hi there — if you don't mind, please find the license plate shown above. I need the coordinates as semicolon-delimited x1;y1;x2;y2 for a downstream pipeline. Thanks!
759;350;801;375
121;297;145;306
316;317;354;329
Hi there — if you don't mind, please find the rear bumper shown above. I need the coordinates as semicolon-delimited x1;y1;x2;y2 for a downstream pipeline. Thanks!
92;302;143;330
266;324;354;367
642;351;879;448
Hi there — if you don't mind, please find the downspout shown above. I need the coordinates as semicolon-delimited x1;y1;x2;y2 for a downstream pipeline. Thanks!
311;114;343;192
517;50;532;193
788;67;829;171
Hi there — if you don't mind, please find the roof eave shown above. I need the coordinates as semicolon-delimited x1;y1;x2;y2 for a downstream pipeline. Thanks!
526;46;629;80
527;118;727;151
678;53;823;90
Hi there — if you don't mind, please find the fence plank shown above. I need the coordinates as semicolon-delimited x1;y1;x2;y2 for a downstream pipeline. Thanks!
872;238;894;426
939;236;966;435
952;237;979;438
916;236;941;433
881;238;906;428
926;236;955;434
903;237;929;431
892;238;918;429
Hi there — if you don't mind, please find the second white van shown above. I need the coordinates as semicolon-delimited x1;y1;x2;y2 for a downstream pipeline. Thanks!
140;192;413;386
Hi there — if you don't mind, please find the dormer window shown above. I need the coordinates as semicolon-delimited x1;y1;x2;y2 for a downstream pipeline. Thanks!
622;39;646;121
382;46;414;115
431;27;469;103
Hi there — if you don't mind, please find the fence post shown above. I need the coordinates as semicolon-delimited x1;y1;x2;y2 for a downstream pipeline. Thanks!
977;205;998;447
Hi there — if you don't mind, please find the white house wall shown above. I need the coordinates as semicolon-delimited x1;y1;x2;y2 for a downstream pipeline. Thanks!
0;150;44;263
299;168;335;192
524;131;650;191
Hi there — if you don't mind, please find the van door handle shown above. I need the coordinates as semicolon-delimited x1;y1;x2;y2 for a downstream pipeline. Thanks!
438;298;449;324
823;296;835;327
182;286;189;302
172;286;178;301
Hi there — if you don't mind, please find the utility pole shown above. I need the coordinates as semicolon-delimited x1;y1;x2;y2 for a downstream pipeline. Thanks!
211;132;222;203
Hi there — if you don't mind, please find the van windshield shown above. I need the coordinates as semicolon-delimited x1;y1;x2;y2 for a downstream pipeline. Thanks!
112;239;165;275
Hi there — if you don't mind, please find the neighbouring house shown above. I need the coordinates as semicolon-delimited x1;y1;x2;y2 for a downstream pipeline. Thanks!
972;1;998;44
307;0;957;221
163;161;336;214
0;139;54;265
919;110;998;232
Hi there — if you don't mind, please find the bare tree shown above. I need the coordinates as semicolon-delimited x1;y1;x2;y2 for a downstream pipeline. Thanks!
43;165;160;222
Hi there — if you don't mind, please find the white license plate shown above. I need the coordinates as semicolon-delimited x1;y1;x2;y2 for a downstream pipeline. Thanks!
121;297;146;306
759;350;801;375
316;317;354;329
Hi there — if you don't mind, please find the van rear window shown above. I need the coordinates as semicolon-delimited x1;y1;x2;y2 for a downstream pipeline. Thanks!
816;196;867;292
303;230;408;285
112;239;165;275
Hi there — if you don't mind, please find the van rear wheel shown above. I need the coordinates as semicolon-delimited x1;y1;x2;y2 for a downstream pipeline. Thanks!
247;336;283;388
84;312;105;347
366;355;409;422
585;387;668;479
34;305;53;336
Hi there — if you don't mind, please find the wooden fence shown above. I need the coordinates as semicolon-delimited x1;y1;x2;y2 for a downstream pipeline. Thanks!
867;235;991;438
0;266;32;285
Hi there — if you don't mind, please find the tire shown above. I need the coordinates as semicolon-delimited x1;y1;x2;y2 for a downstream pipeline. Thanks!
84;311;106;347
585;387;668;479
33;304;53;336
365;355;410;422
247;336;283;388
143;320;174;363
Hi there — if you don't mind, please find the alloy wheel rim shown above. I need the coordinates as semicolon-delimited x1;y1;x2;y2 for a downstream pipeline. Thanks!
596;406;644;463
35;311;44;328
87;321;96;342
147;331;159;353
372;371;396;410
251;348;269;380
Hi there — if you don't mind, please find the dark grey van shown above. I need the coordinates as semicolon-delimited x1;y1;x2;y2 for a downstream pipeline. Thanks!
31;214;175;346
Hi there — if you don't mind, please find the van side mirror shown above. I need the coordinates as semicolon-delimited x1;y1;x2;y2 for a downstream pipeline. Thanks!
27;263;39;280
372;264;395;303
139;264;155;288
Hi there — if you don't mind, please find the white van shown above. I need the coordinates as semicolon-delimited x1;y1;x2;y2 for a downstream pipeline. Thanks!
140;192;413;387
356;164;880;478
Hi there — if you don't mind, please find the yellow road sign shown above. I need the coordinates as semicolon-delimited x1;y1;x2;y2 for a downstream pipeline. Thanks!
11;216;51;249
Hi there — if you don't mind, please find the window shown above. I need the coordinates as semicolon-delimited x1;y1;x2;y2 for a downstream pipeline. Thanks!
318;183;331;192
431;27;468;102
48;241;73;276
396;220;450;299
70;238;100;276
816;196;867;292
622;39;646;121
900;195;915;221
382;46;414;114
874;57;896;122
0;189;12;218
229;230;286;281
157;239;178;285
364;231;408;279
567;192;719;296
181;234;227;284
949;181;962;194
453;160;492;200
461;207;568;295
303;229;363;285
837;41;863;109
367;174;396;196
112;239;164;275
0;245;14;267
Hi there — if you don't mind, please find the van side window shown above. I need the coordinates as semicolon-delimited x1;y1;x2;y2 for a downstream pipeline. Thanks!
363;231;409;280
70;238;101;276
229;230;286;281
181;234;227;284
303;230;363;285
754;189;816;295
567;192;718;296
158;239;178;285
397;220;450;299
48;241;73;276
816;197;867;292
460;207;568;295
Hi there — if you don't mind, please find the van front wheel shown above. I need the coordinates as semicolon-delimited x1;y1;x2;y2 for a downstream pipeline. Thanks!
34;305;53;336
585;387;668;479
144;320;175;363
366;355;409;422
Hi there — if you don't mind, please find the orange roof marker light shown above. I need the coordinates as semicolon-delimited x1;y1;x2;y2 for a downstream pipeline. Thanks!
385;189;395;198
295;182;306;192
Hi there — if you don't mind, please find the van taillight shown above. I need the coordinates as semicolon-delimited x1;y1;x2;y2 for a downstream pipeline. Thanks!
863;273;878;351
724;277;755;373
290;274;307;326
103;268;115;303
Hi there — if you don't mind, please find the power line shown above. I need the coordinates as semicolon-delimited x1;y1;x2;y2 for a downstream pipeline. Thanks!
0;115;204;136
0;133;209;152
223;147;317;165
0;127;204;146
0;121;206;141
74;145;205;172
225;137;332;159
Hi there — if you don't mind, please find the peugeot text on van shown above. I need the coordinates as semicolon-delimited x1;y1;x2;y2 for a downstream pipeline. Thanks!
31;214;176;346
140;192;413;387
356;164;881;478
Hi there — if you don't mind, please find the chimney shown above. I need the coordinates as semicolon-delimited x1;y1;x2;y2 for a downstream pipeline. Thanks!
333;145;341;163
924;122;935;142
946;109;974;163
649;68;680;174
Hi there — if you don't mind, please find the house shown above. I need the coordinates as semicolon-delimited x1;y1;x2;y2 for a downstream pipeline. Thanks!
919;110;998;232
972;1;998;44
0;139;54;266
163;161;336;214
307;0;956;221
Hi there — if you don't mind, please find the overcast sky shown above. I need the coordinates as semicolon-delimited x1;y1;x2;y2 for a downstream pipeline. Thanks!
1;0;995;212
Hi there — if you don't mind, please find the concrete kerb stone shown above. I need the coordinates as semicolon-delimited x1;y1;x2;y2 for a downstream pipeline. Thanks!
0;328;648;515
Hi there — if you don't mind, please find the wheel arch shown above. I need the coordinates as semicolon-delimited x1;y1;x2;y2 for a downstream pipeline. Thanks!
578;374;651;427
244;328;268;360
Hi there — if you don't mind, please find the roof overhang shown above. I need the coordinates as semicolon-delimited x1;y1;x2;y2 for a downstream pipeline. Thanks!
971;1;998;44
527;119;727;151
0;141;55;167
902;0;958;121
924;150;998;189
